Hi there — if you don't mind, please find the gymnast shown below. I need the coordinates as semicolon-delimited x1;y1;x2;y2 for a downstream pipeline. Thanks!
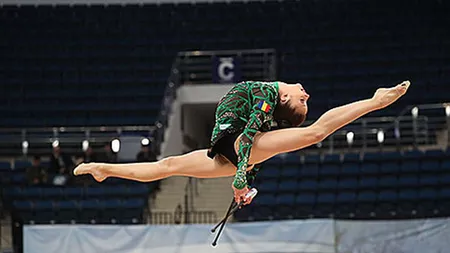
74;80;410;204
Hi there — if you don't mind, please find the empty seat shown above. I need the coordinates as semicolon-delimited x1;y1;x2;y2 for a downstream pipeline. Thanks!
318;179;338;190
338;178;358;190
400;160;420;173
341;163;360;176
398;189;418;201
295;193;316;205
418;188;438;200
359;177;378;189
253;194;276;205
317;193;336;204
278;180;298;192
298;180;318;190
276;193;295;205
378;176;397;188
357;191;377;202
281;167;300;178
258;180;278;193
421;160;441;172
322;154;341;164
378;190;397;202
319;164;340;176
379;161;400;174
398;175;419;187
360;163;378;175
336;192;356;203
419;175;439;186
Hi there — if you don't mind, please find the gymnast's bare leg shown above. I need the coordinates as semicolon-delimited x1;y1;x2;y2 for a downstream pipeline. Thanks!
73;81;410;182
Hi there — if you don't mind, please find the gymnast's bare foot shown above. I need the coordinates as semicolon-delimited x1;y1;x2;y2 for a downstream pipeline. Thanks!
73;163;108;182
372;80;410;109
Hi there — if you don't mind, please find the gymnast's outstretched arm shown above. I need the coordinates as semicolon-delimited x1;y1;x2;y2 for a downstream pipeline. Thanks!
73;81;410;184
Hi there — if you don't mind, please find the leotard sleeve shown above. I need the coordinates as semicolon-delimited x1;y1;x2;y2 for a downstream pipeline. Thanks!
233;83;278;189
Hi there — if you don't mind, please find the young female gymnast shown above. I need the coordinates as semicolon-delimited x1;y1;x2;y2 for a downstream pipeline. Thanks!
74;80;410;204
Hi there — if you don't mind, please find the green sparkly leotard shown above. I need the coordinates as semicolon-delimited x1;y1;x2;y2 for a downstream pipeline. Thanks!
210;81;279;189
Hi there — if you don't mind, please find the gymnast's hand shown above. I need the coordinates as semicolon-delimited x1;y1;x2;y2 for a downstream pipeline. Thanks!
232;184;252;205
372;80;410;109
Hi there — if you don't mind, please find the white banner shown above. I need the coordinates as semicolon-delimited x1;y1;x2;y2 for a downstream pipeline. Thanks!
24;218;450;253
336;218;450;253
24;220;335;253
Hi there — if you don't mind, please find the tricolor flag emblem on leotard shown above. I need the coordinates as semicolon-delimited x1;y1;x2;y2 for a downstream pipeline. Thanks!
257;101;271;112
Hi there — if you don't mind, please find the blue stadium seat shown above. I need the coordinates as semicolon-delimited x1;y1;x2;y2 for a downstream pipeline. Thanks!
34;200;54;210
123;199;145;209
14;160;31;170
281;167;300;178
403;150;424;160
378;190;397;202
317;193;336;204
398;189;418;201
296;193;316;205
343;153;361;163
276;193;295;206
64;187;84;199
439;188;450;199
253;194;276;206
363;152;382;162
278;180;298;192
336;192;356;203
318;179;338;190
381;151;402;161
42;187;64;198
258;180;278;193
359;177;378;189
424;149;445;159
259;167;281;179
419;175;439;186
378;176;398;188
400;160;420;173
421;160;441;172
442;160;450;170
360;163;378;175
21;187;42;198
13;200;33;211
300;163;319;177
439;173;450;185
298;180;318;190
265;155;283;166
304;154;321;164
379;161;400;174
418;188;438;200
341;163;360;176
322;154;341;164
86;187;105;197
0;161;11;170
319;164;340;176
357;191;377;202
282;153;301;164
338;178;358;190
398;175;419;187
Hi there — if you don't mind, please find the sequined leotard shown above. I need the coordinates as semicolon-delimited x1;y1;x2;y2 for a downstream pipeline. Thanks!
210;81;279;189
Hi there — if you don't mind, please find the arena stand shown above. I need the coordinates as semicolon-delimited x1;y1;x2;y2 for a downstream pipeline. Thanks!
0;0;449;252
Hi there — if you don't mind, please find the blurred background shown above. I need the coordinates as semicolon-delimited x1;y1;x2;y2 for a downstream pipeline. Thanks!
0;0;449;252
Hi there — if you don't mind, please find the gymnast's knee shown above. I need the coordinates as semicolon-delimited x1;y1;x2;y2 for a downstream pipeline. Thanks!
159;156;178;174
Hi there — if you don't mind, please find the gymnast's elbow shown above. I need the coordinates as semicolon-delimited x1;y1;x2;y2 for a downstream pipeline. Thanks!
308;125;328;144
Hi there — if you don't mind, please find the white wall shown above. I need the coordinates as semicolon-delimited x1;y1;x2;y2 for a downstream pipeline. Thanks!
160;84;233;158
23;218;450;253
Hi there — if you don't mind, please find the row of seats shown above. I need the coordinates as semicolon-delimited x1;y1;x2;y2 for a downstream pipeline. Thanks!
268;149;450;165
252;188;450;206
3;185;152;199
1;0;449;126
257;176;450;192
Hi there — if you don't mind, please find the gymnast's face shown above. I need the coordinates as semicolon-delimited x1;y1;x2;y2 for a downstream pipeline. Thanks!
286;83;309;116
